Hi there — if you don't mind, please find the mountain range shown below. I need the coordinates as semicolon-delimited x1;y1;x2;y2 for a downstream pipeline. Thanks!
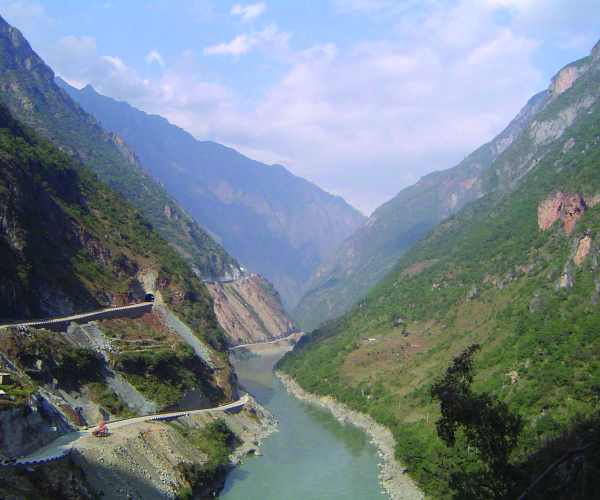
0;16;242;282
0;15;304;347
294;88;549;330
54;78;366;308
1;9;598;498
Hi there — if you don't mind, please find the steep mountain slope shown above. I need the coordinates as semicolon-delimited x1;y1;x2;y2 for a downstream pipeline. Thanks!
205;275;299;345
0;103;280;499
294;91;548;330
279;41;600;499
0;101;228;348
0;15;240;280
55;78;366;307
0;96;238;401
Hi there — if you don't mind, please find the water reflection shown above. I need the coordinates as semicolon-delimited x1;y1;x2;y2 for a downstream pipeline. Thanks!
297;394;370;458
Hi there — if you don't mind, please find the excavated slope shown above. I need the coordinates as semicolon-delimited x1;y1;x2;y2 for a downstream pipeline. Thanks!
205;276;299;346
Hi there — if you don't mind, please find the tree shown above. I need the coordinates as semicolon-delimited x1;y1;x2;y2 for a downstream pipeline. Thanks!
430;344;523;499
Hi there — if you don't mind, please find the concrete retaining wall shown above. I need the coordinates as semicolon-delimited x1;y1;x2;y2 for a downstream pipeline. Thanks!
145;412;191;422
1;449;70;467
1;304;153;333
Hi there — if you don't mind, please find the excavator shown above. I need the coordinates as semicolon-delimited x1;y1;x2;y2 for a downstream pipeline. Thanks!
92;422;110;438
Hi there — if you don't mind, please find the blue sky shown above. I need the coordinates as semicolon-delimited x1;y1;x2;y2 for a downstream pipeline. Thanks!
1;0;599;214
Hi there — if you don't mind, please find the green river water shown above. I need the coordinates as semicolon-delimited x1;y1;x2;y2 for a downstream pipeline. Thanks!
220;349;389;499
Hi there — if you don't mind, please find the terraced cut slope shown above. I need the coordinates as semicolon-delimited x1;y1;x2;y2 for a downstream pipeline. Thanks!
278;41;600;499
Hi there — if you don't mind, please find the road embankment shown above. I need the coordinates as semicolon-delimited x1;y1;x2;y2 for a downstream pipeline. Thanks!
275;371;425;500
1;395;278;499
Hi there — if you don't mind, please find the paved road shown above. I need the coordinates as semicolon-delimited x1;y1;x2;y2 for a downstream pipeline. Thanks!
0;303;152;330
8;394;249;466
229;333;304;350
1;303;250;466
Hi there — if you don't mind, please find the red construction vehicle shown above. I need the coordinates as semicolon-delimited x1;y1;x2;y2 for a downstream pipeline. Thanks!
92;422;110;438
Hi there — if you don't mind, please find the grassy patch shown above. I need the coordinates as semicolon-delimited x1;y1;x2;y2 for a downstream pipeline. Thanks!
113;343;224;409
174;419;234;496
86;382;137;418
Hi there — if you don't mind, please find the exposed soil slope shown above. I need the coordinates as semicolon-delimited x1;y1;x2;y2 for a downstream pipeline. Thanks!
205;276;299;346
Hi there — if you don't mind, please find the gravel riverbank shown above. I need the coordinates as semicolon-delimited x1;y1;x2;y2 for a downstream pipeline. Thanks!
275;371;425;500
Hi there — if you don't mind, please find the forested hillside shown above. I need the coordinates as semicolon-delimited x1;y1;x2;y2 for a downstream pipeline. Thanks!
0;102;225;346
279;41;600;499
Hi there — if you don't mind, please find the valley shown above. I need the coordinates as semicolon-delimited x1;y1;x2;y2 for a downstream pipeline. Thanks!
278;40;600;499
0;6;598;500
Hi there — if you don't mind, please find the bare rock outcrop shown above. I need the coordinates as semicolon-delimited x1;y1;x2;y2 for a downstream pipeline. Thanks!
529;97;595;145
549;65;587;95
206;276;298;346
538;192;587;236
574;234;592;266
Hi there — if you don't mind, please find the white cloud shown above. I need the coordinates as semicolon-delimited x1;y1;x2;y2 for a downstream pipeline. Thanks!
557;33;599;51
40;0;599;214
231;2;266;22
43;35;98;85
203;23;292;57
42;40;238;125
203;33;257;56
145;50;165;67
486;0;600;34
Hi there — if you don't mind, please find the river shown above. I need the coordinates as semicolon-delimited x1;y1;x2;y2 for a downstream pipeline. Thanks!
221;347;390;499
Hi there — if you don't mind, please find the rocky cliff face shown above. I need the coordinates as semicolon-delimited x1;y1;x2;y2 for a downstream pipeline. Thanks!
294;40;600;332
206;276;299;346
55;78;366;308
538;191;588;236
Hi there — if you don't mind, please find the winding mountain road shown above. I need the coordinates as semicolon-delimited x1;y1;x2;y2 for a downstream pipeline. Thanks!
228;332;304;350
0;302;153;332
7;394;249;466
